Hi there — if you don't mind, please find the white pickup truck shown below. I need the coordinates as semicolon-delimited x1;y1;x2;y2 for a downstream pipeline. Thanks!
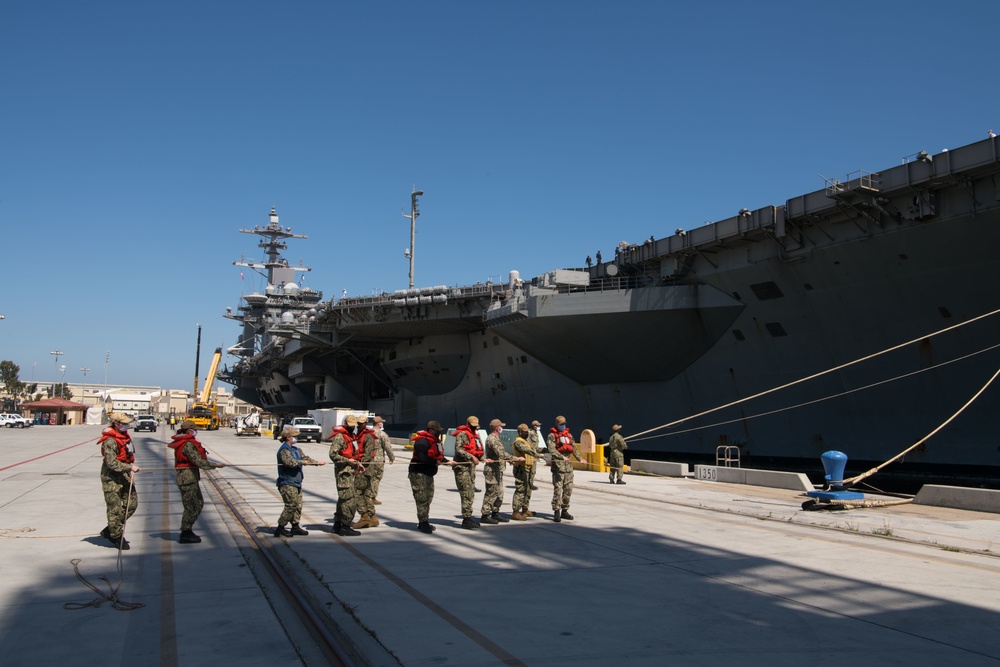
288;416;323;443
1;414;31;428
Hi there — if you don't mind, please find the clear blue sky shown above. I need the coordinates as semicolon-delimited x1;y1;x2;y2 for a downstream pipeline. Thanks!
2;1;997;393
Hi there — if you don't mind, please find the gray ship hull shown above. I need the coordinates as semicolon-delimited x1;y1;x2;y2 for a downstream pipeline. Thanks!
223;137;1000;475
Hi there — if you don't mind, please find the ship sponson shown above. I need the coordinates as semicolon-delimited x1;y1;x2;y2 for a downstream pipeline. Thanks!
221;136;1000;478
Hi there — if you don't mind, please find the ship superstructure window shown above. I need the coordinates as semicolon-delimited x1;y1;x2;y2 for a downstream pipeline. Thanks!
750;281;784;300
765;323;788;337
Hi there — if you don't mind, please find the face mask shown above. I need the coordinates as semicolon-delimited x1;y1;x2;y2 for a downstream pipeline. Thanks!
558;425;566;431
116;423;129;433
287;437;296;445
188;430;198;438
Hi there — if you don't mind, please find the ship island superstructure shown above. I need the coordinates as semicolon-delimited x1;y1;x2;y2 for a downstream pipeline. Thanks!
221;136;1000;478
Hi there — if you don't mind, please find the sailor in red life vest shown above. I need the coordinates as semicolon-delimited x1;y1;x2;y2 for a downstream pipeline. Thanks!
351;414;382;530
168;419;226;544
547;415;582;522
408;420;454;533
452;415;490;530
97;412;141;550
328;414;366;536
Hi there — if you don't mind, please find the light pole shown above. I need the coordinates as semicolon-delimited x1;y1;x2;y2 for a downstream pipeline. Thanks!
402;188;424;290
60;365;66;398
80;367;91;407
50;349;63;399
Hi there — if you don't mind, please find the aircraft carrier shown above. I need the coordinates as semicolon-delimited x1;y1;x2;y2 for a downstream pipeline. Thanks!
220;135;1000;479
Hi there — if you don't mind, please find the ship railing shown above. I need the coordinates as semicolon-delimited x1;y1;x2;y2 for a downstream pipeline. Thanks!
824;170;880;197
540;274;654;294
715;445;741;468
331;282;509;311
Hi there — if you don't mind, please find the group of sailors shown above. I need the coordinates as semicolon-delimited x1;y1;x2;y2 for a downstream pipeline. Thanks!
94;410;628;550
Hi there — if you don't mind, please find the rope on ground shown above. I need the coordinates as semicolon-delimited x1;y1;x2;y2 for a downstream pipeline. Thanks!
801;497;914;511
65;472;144;612
624;306;1000;443
63;558;145;611
843;365;1000;486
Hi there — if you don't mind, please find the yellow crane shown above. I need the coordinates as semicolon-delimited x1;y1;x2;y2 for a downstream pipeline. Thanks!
188;346;222;431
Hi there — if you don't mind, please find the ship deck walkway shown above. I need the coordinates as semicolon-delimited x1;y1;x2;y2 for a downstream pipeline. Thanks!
2;425;999;665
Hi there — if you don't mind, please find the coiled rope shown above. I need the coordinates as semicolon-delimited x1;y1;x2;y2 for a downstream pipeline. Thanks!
64;472;145;612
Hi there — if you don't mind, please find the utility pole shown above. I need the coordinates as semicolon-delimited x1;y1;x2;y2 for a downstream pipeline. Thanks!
50;349;63;399
402;188;424;290
80;367;91;407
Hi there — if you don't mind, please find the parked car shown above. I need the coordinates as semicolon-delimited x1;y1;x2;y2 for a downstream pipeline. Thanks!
134;415;158;432
0;414;31;428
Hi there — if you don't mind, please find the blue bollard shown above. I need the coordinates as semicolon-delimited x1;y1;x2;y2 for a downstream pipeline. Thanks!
821;450;849;489
806;450;865;501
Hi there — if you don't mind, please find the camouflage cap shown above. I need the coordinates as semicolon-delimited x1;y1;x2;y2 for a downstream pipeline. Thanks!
467;415;480;427
489;419;505;429
373;416;384;424
555;415;567;425
612;424;622;431
531;420;541;427
517;423;529;432
426;420;443;433
109;412;133;424
344;415;358;427
180;419;197;431
281;426;301;438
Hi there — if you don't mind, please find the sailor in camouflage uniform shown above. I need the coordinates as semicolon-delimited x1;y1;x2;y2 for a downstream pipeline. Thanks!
352;415;381;529
527;420;543;492
168;419;226;543
452;416;484;530
408;420;452;533
275;425;325;537
97;412;141;550
547;415;582;522
606;424;627;484
369;416;395;504
511;423;541;520
328;414;365;536
480;419;522;524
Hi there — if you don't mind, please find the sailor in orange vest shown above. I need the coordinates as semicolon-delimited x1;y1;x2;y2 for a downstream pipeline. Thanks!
328;414;365;536
168;419;226;543
452;416;487;530
97;412;141;550
547;415;582;522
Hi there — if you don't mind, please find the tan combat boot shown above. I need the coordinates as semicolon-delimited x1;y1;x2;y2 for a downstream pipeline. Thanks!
511;510;527;521
367;513;380;527
352;515;372;529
